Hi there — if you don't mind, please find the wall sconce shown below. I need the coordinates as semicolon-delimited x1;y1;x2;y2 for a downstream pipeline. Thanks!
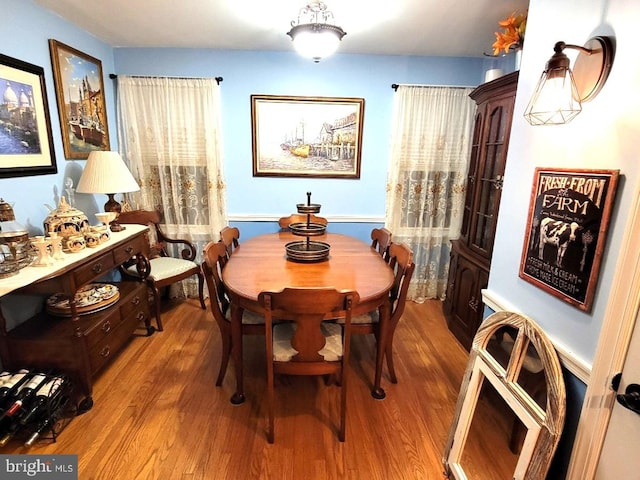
524;36;614;125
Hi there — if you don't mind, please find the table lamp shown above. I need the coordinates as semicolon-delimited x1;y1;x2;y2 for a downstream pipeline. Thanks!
76;151;140;232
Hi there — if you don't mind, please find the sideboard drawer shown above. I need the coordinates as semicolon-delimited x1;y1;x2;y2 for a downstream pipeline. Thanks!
73;251;117;285
82;282;145;351
88;315;137;375
113;234;147;264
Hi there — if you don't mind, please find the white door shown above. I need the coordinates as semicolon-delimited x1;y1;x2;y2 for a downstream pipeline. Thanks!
594;304;640;479
567;185;640;479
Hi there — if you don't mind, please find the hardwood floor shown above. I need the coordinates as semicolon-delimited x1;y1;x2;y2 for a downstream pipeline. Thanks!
1;298;518;479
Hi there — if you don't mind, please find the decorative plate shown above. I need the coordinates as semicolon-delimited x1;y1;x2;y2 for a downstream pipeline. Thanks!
46;283;120;317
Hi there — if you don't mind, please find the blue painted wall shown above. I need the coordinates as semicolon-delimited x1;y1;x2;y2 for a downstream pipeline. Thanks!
112;49;491;221
1;0;117;233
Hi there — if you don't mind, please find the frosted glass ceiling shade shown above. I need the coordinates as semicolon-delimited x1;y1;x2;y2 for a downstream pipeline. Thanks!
76;151;140;195
287;1;346;63
289;26;343;62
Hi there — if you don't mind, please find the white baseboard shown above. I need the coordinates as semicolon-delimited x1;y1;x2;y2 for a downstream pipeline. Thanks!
482;288;591;384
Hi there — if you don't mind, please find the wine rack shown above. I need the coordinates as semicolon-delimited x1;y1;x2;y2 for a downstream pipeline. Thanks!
0;371;76;447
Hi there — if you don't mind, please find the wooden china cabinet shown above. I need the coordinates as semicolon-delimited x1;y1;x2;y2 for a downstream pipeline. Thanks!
443;71;518;351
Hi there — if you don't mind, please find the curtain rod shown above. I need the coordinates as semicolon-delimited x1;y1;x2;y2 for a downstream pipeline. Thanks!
391;83;476;91
109;74;223;84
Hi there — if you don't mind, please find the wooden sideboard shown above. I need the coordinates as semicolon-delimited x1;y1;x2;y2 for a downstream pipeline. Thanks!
0;224;151;412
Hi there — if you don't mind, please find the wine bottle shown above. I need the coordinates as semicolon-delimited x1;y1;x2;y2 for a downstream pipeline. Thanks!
0;370;31;404
0;373;48;421
19;376;67;426
0;371;12;386
0;405;28;446
23;400;66;448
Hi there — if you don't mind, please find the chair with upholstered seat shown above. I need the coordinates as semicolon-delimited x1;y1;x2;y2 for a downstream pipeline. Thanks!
339;242;414;384
219;226;240;262
202;240;265;386
370;227;392;260
278;213;328;230
117;209;206;332
258;287;358;443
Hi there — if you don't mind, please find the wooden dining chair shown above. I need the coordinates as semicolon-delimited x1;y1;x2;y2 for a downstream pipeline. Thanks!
370;227;392;260
258;287;359;443
118;209;206;332
278;213;328;230
338;242;415;384
219;226;240;262
202;240;265;386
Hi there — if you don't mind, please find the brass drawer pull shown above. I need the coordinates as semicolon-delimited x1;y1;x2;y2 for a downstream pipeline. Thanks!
92;263;103;274
136;312;145;321
132;296;141;306
125;246;134;255
101;321;112;334
99;346;111;358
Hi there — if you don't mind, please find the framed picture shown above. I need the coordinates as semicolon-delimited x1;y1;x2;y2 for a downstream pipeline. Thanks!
251;94;364;178
49;39;110;159
519;167;620;312
0;54;57;178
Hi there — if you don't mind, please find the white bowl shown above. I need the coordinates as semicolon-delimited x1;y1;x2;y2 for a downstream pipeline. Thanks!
95;212;117;225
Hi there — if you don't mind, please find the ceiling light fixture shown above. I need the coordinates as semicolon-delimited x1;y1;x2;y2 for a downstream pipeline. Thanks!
287;0;346;63
524;36;614;126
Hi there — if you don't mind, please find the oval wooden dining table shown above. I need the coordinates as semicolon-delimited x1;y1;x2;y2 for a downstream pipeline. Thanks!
222;231;395;404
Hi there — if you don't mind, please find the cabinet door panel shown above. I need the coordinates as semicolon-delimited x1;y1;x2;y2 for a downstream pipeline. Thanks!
468;97;512;258
445;72;517;350
460;113;484;242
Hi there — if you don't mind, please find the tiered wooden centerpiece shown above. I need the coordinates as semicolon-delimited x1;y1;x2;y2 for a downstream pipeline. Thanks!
285;192;330;262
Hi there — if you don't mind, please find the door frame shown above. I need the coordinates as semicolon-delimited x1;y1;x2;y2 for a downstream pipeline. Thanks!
567;183;640;479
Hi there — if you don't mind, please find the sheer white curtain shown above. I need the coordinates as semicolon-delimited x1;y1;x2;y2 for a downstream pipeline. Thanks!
386;86;475;302
116;76;227;298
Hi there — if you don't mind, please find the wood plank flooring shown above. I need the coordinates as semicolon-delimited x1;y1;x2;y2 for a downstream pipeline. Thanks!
1;298;518;479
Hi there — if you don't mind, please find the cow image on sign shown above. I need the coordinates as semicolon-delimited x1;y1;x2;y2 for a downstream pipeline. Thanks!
538;218;580;267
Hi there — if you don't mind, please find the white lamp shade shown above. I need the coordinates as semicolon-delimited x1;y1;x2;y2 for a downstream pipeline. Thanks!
76;151;140;194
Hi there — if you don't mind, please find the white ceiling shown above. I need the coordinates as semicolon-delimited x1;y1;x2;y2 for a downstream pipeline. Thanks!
34;0;529;57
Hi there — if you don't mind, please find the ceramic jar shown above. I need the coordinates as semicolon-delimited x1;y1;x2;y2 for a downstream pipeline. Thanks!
43;196;90;245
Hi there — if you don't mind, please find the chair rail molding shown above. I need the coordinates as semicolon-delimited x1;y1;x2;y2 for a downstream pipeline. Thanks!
482;289;591;384
228;214;385;223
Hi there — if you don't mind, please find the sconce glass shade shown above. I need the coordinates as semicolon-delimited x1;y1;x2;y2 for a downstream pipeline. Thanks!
523;61;582;125
287;1;346;63
524;37;614;126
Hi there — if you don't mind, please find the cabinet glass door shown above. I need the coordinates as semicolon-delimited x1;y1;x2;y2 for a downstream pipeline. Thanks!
470;98;511;257
460;112;483;243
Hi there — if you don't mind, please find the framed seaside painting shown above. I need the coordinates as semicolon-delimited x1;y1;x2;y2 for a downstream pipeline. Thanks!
519;167;619;312
49;39;110;159
251;95;364;179
0;53;57;178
